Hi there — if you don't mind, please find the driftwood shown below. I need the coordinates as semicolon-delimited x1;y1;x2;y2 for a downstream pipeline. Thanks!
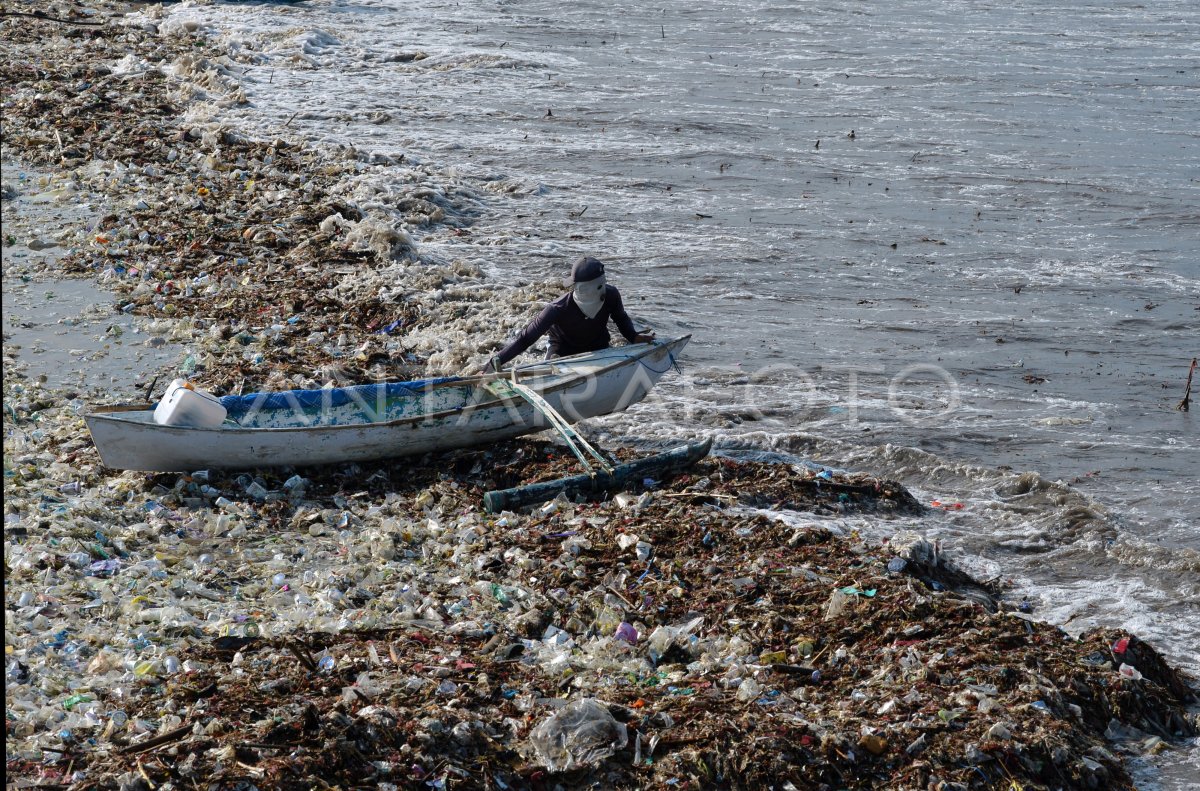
1177;357;1196;411
118;722;193;755
482;438;712;513
0;10;105;25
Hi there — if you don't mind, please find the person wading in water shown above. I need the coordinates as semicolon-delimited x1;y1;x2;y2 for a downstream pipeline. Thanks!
482;256;655;372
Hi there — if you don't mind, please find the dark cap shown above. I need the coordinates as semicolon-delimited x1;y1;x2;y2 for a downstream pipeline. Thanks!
563;256;605;285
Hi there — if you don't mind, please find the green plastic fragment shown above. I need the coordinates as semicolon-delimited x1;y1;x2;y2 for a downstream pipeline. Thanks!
63;694;92;709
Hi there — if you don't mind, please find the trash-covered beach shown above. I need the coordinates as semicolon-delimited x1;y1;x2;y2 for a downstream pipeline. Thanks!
4;2;1198;789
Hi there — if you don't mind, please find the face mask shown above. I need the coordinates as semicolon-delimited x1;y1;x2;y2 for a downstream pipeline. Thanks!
572;274;606;319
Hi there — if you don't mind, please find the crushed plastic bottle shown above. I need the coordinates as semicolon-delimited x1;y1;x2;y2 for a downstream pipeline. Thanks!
736;678;762;702
1118;663;1143;681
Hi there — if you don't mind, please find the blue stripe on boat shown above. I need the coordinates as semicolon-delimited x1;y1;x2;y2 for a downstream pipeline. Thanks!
219;377;463;418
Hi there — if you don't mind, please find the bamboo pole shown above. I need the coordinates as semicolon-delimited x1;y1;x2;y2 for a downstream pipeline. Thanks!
1177;358;1196;412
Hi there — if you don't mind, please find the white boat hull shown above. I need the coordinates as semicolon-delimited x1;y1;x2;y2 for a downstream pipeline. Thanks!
84;337;689;472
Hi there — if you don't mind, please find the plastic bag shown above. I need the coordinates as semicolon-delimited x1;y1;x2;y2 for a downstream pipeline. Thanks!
528;698;628;772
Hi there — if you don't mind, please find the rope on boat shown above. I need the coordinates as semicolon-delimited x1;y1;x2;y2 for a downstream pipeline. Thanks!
636;347;682;376
488;378;614;476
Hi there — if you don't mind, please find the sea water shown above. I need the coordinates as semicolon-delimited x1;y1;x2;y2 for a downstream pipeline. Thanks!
137;0;1197;782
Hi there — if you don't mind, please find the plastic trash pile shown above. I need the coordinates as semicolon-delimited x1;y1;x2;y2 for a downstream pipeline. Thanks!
5;435;1198;789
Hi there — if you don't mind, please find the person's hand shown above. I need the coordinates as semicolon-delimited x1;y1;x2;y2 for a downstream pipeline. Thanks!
466;356;502;376
633;332;656;345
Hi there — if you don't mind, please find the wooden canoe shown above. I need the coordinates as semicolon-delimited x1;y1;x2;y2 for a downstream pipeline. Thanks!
83;336;690;472
482;437;713;513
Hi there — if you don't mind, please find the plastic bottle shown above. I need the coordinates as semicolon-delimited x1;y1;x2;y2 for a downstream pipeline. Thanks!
736;678;761;702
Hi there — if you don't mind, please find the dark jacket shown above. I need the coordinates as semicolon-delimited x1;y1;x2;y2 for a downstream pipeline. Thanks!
495;286;639;366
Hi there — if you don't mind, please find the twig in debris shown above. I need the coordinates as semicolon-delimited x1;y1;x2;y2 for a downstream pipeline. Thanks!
661;491;737;500
606;584;635;611
769;663;823;678
810;640;835;665
235;760;266;777
287;641;319;673
143;374;162;398
1177;357;1196;412
0;10;106;26
119;722;192;756
654;735;706;750
138;761;157;790
283;110;301;128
